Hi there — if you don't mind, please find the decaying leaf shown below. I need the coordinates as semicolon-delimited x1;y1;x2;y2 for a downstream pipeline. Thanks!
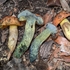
43;9;54;25
54;36;70;55
47;0;61;6
53;11;70;26
0;16;24;28
60;0;70;12
38;9;54;32
60;45;70;55
0;0;7;5
1;29;8;43
61;55;70;62
51;46;60;58
54;35;69;46
46;36;70;69
35;59;47;70
39;40;54;59
0;16;26;60
47;58;60;70
47;66;53;70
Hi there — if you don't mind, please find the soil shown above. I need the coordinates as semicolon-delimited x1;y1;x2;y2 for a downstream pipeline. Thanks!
0;0;70;70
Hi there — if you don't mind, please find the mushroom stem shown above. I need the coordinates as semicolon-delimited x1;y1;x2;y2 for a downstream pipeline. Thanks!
29;23;57;62
14;17;36;58
0;16;23;60
7;25;18;60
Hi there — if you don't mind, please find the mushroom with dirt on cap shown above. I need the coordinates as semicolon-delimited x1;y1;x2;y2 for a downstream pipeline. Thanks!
53;11;70;40
0;16;25;60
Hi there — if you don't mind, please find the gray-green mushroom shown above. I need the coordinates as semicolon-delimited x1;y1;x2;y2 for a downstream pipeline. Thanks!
29;22;57;62
14;10;44;58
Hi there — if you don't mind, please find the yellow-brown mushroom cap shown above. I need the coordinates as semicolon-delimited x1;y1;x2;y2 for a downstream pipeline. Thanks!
0;16;26;28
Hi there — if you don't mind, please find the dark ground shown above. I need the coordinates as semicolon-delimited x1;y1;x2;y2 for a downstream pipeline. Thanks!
0;0;70;70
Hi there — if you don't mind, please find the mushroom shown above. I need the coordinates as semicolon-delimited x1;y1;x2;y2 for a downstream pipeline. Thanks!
53;11;70;40
13;10;44;58
0;16;25;60
53;11;70;26
0;0;7;5
29;22;57;62
0;16;23;28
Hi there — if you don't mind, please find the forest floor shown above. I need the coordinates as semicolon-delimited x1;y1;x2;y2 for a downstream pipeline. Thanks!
0;0;70;70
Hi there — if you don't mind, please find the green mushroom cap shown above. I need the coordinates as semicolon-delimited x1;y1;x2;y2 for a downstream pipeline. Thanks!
18;10;44;25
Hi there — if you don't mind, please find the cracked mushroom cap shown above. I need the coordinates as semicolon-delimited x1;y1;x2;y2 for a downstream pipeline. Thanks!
0;16;25;28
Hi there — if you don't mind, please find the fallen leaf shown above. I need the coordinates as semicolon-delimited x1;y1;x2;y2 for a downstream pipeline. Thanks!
43;9;54;25
0;0;7;5
47;58;60;70
54;36;70;55
54;35;69;46
60;0;70;12
47;0;61;6
39;40;54;59
1;29;8;43
48;46;60;62
61;55;70;62
38;9;54;32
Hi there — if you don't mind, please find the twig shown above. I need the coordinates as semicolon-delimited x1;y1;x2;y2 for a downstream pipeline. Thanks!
27;0;33;9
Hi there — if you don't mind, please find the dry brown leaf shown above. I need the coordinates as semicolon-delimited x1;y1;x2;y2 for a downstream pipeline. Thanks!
43;9;54;24
54;36;70;54
47;58;60;70
0;0;7;5
59;52;68;56
46;66;53;70
48;46;60;63
60;45;70;55
53;47;60;58
47;0;61;6
54;36;69;46
38;9;54;32
60;0;70;12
